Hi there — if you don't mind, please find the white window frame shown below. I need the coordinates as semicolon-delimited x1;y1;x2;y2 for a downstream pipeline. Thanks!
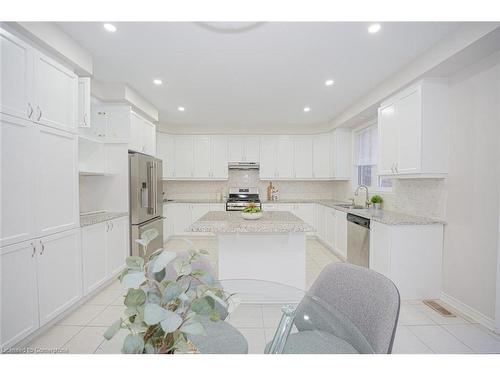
352;122;393;193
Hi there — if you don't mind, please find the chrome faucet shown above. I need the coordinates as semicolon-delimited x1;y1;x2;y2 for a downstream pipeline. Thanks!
354;185;371;208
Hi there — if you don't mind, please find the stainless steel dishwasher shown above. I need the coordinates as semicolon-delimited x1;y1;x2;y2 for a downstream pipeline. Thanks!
347;213;370;267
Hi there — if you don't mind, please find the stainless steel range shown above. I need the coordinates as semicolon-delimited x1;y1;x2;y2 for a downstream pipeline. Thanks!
225;187;261;211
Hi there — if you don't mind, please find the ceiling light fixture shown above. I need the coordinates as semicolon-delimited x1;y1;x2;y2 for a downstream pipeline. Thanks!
178;107;185;112
303;107;311;113
368;23;381;34
153;79;162;85
103;23;117;33
325;79;335;86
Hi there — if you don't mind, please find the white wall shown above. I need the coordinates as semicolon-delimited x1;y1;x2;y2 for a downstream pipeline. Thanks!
442;53;500;322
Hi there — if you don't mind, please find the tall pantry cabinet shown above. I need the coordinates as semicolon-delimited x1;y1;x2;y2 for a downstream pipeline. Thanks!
1;28;81;348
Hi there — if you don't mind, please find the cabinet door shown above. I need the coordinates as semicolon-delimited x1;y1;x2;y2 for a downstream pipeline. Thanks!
276;137;294;179
81;223;107;295
331;130;352;179
0;115;36;247
157;133;175;178
77;77;91;128
129;112;143;152
369;221;391;277
141;119;156;156
170;204;192;235
174;136;194;178
0;29;34;121
34;52;77;132
334;210;347;259
259;136;277;179
294;136;313;179
1;240;39;348
211;135;228;179
313;134;331;178
36;125;79;237
294;204;315;229
106;217;129;277
227;136;243;162
191;204;210;222
244;136;260;162
396;88;422;174
37;229;81;325
378;103;398;175
163;204;175;240
325;208;336;249
315;205;327;242
193;136;211;178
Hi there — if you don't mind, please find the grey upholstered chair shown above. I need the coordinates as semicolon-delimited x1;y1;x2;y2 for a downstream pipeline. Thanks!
269;263;400;354
164;249;248;354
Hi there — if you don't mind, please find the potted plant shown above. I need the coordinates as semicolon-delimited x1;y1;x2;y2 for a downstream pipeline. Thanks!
103;229;238;354
370;195;383;209
241;202;262;220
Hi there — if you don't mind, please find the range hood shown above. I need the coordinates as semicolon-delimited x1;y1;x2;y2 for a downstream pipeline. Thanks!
228;162;260;170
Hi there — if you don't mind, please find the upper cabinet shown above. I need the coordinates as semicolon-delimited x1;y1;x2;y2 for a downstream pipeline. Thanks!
293;136;313;179
129;111;156;155
330;129;352;180
78;78;91;128
313;134;331;179
1;29;77;133
157;133;175;178
228;136;260;162
378;80;449;178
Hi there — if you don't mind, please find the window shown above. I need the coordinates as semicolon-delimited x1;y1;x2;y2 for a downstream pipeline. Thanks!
354;125;392;190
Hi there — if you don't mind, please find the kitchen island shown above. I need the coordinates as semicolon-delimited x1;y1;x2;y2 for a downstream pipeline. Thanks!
189;211;313;289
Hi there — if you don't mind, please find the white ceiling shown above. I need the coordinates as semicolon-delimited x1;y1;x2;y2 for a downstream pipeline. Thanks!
58;22;460;132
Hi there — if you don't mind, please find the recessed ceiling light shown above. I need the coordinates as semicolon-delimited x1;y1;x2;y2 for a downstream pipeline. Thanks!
103;23;117;33
153;79;162;85
368;23;381;34
178;107;185;112
303;107;311;112
325;79;335;86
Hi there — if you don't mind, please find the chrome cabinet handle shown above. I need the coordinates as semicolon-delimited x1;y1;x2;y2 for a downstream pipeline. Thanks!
83;113;88;126
111;221;114;231
105;222;109;232
395;162;399;173
27;102;34;119
36;105;42;121
31;242;36;258
39;240;45;255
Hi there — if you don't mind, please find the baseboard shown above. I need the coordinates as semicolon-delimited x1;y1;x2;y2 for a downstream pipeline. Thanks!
440;292;496;331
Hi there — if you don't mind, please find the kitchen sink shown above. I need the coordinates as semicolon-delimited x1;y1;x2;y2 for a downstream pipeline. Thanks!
334;204;366;209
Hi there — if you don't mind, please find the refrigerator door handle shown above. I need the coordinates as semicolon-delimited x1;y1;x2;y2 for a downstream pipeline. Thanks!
147;161;154;214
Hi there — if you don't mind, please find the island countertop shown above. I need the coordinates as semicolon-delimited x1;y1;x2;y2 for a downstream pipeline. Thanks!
188;211;314;233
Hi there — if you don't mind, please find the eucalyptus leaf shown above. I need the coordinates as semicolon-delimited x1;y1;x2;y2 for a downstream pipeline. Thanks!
124;288;146;307
144;343;156;354
122;272;146;289
126;256;144;270
152;250;177;273
191;297;215;315
139;228;159;246
103;319;122;340
174;261;192;277
209;310;220;322
163;282;183;302
205;290;228;309
180;321;206;336
159;311;183;333
122;334;145;354
144;303;170;325
147;291;161;304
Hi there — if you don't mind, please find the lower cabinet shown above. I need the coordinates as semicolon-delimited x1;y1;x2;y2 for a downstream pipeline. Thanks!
370;221;443;299
1;228;81;347
334;211;347;259
81;216;129;296
325;207;336;250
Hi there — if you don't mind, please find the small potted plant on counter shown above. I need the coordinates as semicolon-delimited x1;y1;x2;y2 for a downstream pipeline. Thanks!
370;195;383;209
241;202;262;220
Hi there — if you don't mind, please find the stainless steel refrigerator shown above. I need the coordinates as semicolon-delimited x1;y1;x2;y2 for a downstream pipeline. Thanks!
129;152;163;258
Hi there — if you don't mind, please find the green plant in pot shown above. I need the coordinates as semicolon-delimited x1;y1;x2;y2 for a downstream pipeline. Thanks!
103;229;238;354
370;195;383;209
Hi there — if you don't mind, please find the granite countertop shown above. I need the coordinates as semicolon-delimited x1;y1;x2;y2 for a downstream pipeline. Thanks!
188;211;314;233
80;211;129;227
164;199;225;204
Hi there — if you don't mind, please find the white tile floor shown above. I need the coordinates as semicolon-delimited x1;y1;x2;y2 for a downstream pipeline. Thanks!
22;238;500;354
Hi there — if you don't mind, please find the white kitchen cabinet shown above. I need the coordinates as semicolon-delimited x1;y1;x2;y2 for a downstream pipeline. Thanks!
211;135;228;179
168;203;194;235
191;204;210;222
331;129;352;179
37;229;81;325
129;112;142;152
370;221;443;299
78;77;91;128
313;134;331;179
193;136;211;178
209;203;226;211
81;222;107;295
259;136;278;179
33;52;77;132
163;203;175;240
294;136;313;179
276;137;294;179
88;104;131;143
293;204;315;230
228;136;260;162
157;132;175;179
174;136;194;178
334;210;347;259
325;207;336;250
315;204;327;242
0;115;36;247
37;125;79;237
0;29;33;121
378;80;449;178
141;118;156;156
1;240;39;348
106;216;129;277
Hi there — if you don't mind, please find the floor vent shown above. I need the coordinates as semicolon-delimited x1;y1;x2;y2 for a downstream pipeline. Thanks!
423;300;456;317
